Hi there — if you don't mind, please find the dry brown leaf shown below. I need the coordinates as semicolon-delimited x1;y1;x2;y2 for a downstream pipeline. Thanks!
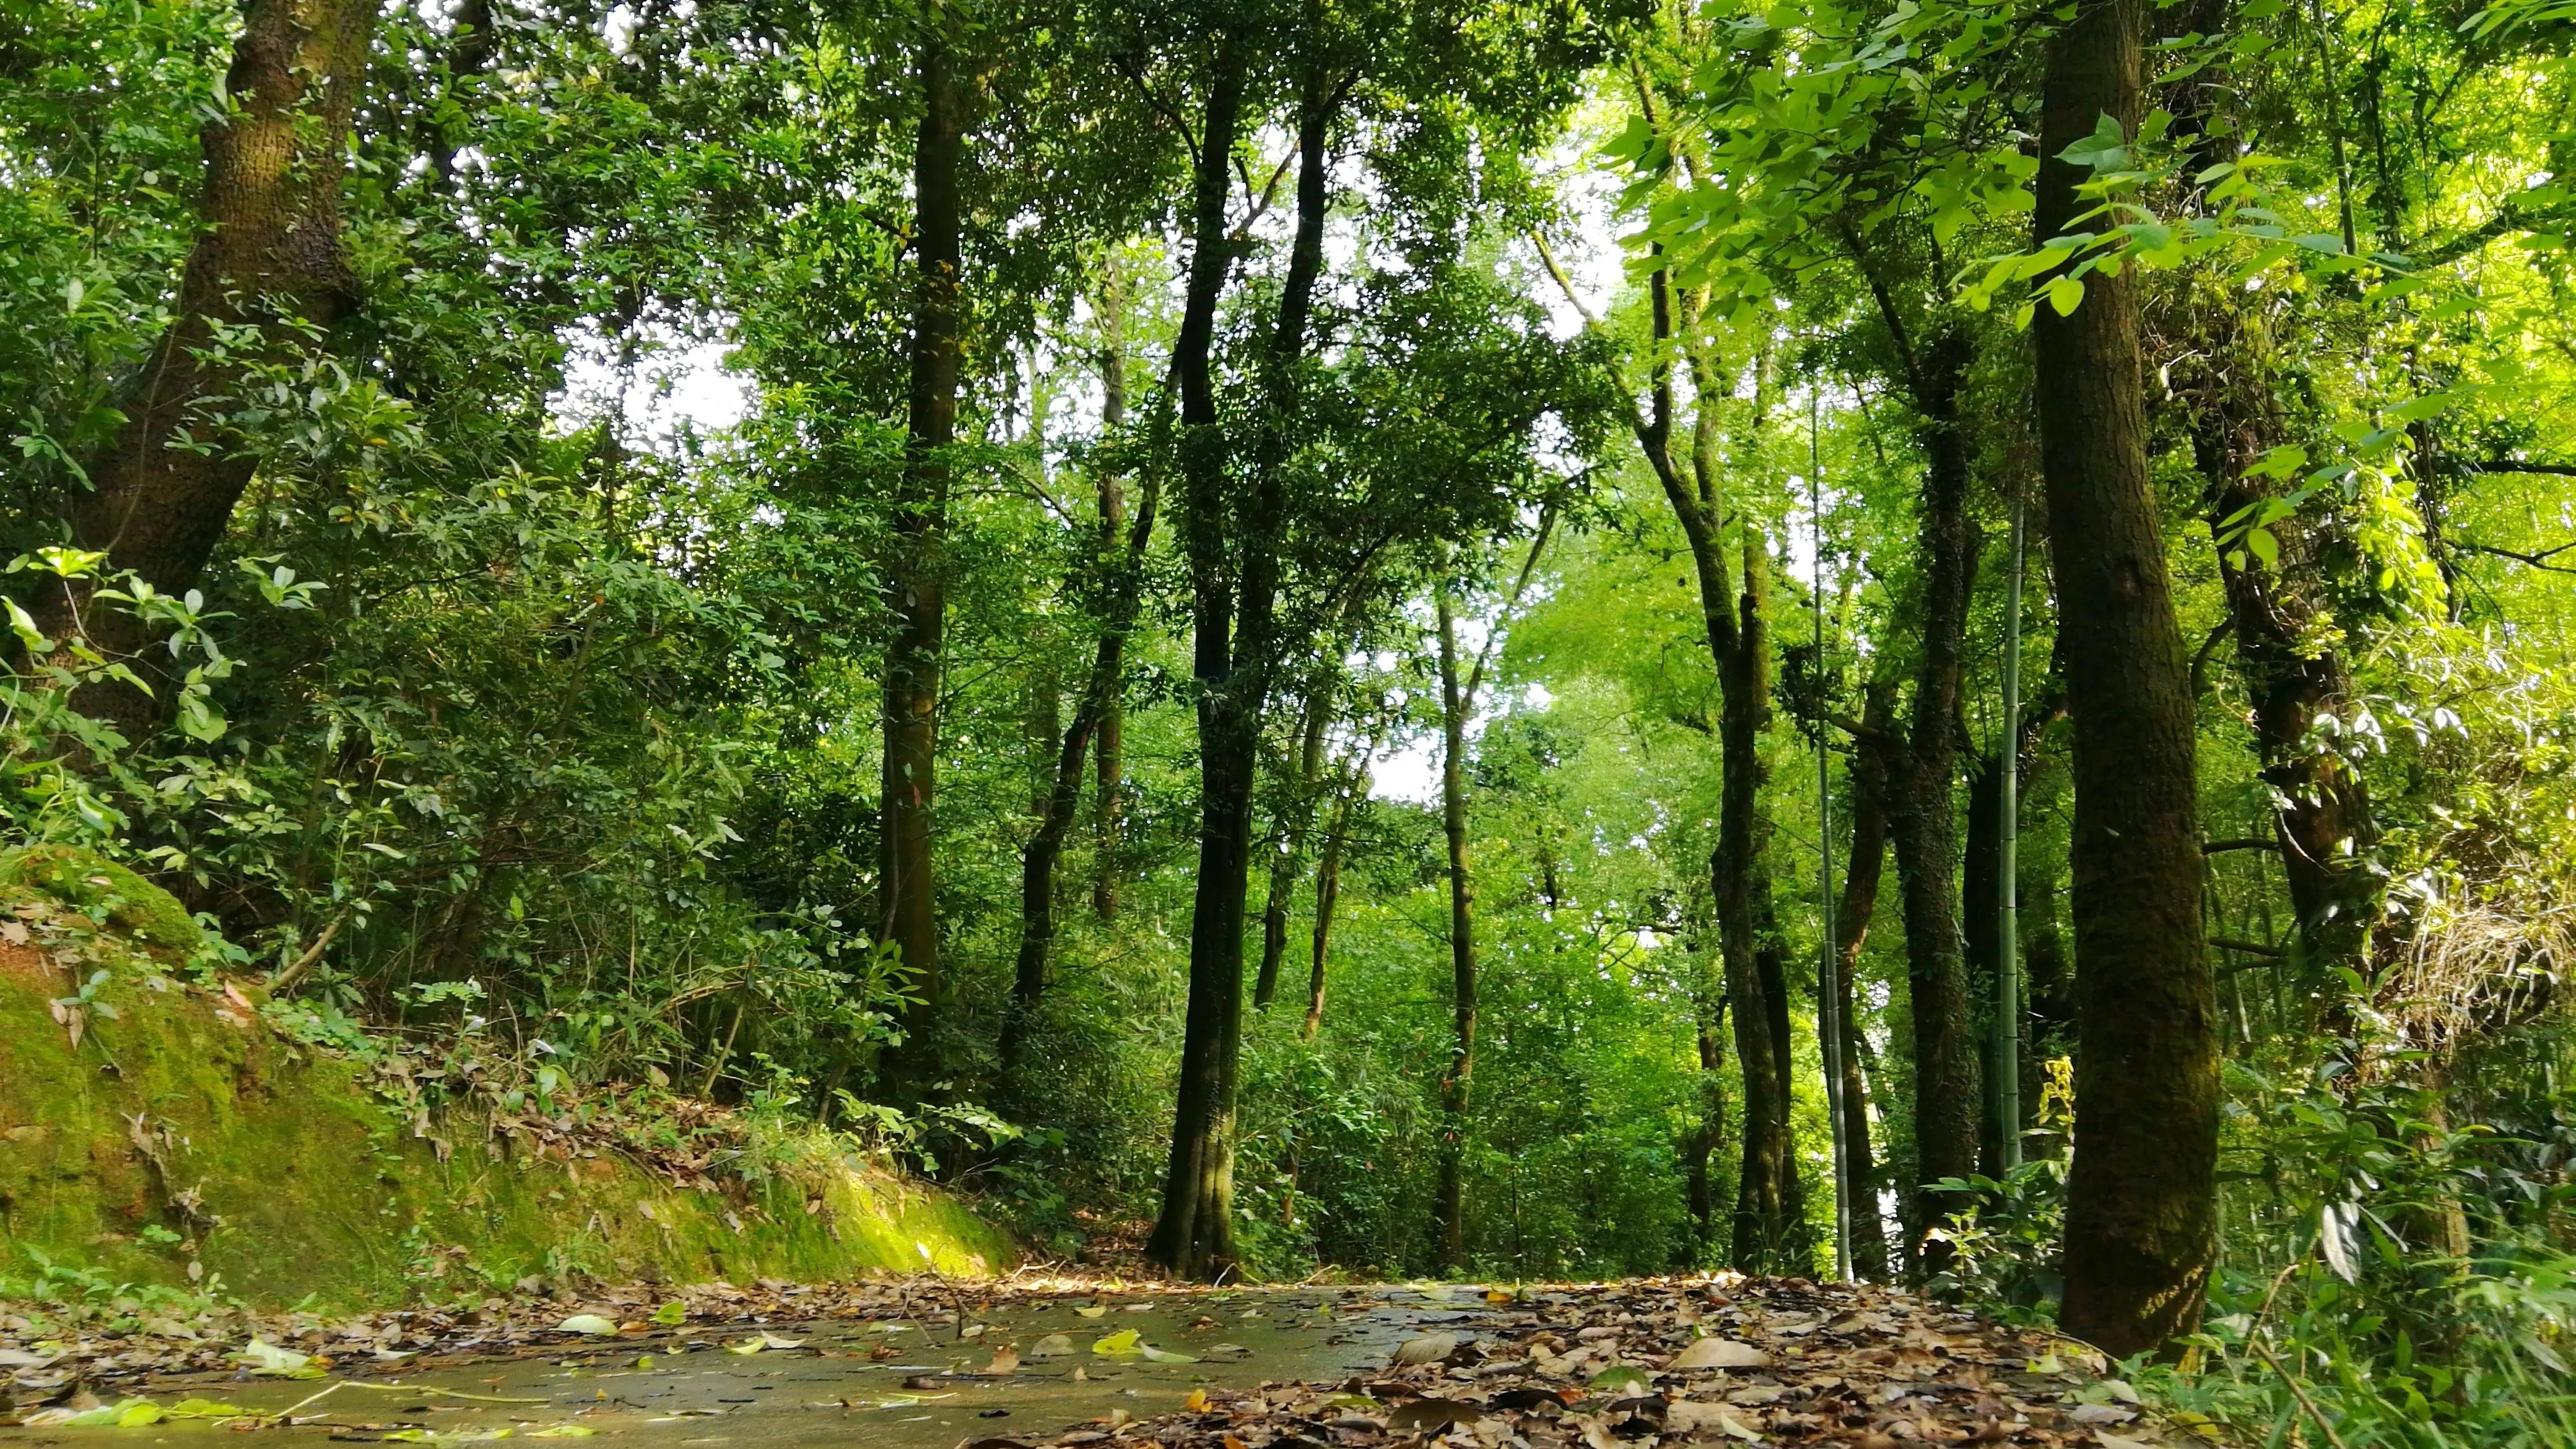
1671;1339;1772;1370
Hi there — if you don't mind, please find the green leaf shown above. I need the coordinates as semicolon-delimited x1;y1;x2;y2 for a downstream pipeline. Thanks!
651;1300;687;1326
1090;1329;1142;1355
2387;391;2455;423
2045;275;2086;316
1590;1365;1653;1395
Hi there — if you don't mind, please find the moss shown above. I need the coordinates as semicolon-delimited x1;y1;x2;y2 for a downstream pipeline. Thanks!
0;877;1011;1307
0;845;202;953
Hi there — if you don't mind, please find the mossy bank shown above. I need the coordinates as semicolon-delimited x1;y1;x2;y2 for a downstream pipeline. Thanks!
0;846;1011;1308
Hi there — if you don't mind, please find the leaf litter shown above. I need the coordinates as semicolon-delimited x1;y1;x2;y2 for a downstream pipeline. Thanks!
1;1273;2178;1448
987;1276;2191;1449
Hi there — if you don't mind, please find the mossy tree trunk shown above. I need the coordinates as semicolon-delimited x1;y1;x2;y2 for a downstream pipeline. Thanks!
34;0;378;736
1154;31;1336;1281
1430;586;1477;1273
2035;0;2222;1357
1834;688;1896;1280
881;24;965;1087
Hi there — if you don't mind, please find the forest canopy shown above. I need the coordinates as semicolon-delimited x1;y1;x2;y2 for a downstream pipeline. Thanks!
7;0;2576;1439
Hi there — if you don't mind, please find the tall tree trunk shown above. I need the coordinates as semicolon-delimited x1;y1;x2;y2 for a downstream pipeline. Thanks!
1835;689;1896;1279
1963;750;2006;1175
1000;445;1162;1086
1717;530;1793;1272
1431;588;1477;1273
1756;882;1812;1268
1682;985;1729;1264
2036;0;2221;1356
1093;278;1131;922
1258;633;1354;1007
2191;352;2377;982
1148;34;1252;1280
1302;747;1368;1043
879;30;964;1086
426;0;496;187
33;0;378;734
1611;263;1792;1273
1874;333;1982;1272
1152;36;1333;1280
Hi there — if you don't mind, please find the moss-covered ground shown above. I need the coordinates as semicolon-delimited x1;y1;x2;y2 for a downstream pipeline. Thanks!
0;847;1011;1309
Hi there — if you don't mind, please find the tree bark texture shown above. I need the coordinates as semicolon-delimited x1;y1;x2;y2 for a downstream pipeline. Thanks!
36;0;378;736
1835;684;1899;1279
2035;0;2222;1357
1149;35;1253;1281
1431;588;1477;1273
1152;37;1333;1281
1000;420;1160;1087
1963;749;2007;1177
1617;267;1794;1272
1303;756;1364;1043
879;31;965;1084
1257;645;1348;1009
1682;988;1730;1264
1879;330;1983;1273
2186;324;2377;981
1093;282;1131;921
1717;534;1793;1273
1756;884;1814;1268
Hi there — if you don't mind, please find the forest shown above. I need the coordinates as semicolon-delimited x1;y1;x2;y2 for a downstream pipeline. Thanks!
4;0;2576;1443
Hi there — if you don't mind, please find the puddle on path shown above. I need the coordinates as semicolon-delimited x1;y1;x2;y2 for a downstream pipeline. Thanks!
20;1289;1499;1449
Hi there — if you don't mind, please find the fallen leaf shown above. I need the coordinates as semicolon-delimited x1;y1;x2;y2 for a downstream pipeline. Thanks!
1393;1333;1460;1366
985;1347;1021;1375
235;1339;323;1377
556;1315;619;1336
1076;1305;1110;1318
1667;1401;1761;1440
1387;1399;1486;1432
1029;1334;1074;1357
1671;1338;1772;1370
1588;1366;1652;1395
1723;1385;1787;1406
1091;1329;1142;1356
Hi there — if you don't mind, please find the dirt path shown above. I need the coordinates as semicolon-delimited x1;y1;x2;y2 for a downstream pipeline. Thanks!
2;1277;2170;1449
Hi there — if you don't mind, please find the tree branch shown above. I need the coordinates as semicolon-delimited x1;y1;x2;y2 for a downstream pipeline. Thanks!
2457;539;2576;575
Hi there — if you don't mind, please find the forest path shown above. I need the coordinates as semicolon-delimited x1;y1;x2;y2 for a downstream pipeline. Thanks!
5;1277;2159;1449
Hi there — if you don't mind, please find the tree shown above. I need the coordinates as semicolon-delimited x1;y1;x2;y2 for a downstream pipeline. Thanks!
1428;520;1554;1270
881;15;967;1081
1149;19;1265;1280
2033;0;2221;1357
32;0;378;734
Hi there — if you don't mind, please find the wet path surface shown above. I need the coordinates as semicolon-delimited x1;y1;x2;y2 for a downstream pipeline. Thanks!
13;1289;1484;1449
